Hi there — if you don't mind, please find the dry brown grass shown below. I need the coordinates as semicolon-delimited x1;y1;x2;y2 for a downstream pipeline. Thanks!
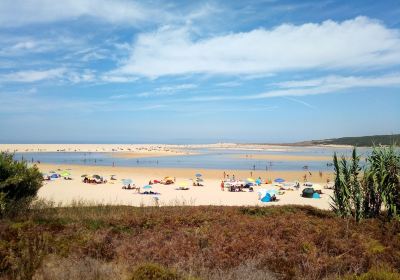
0;204;399;279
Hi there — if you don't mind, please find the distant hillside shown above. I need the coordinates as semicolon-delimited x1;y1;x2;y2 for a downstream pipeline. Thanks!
297;134;400;147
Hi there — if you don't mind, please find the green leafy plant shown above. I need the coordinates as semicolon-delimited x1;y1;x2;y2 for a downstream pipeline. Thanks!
331;145;400;221
0;152;43;217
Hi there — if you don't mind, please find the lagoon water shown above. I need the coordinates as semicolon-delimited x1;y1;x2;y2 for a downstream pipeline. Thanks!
15;146;372;171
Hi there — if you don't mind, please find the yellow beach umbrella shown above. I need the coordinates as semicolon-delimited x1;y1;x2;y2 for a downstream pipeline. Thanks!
247;178;255;182
178;181;188;187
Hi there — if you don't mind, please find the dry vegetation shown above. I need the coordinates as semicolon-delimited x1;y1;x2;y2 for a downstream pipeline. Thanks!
0;203;399;280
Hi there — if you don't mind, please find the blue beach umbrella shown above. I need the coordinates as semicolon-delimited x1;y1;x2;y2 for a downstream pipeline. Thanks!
195;173;202;177
266;190;278;196
274;178;285;183
122;179;133;185
143;185;152;189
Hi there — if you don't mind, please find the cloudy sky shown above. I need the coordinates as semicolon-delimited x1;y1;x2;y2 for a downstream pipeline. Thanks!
0;0;399;143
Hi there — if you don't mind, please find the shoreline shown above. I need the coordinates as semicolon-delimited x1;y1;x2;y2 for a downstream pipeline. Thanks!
37;162;333;181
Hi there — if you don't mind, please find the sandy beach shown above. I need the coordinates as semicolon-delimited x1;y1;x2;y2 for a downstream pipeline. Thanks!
36;163;334;209
0;144;187;156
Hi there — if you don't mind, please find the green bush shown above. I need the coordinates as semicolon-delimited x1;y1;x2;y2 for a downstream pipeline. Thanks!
0;152;43;217
131;263;182;280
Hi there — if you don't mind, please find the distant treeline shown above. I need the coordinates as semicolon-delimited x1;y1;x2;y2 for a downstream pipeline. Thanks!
305;134;400;147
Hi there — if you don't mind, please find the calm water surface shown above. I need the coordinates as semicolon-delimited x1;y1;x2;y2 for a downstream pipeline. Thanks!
15;146;372;171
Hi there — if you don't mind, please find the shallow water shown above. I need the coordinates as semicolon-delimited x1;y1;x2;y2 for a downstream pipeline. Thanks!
15;146;372;171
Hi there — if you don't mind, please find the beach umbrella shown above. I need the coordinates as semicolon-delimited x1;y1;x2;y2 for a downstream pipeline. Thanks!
274;178;285;183
92;175;101;179
50;173;59;179
60;171;70;177
195;173;202;177
255;178;262;185
178;181;189;187
122;179;133;185
165;176;174;181
266;190;278;196
247;178;255;182
81;174;88;178
143;185;152;189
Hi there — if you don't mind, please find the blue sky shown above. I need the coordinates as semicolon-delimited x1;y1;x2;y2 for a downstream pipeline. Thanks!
0;0;399;143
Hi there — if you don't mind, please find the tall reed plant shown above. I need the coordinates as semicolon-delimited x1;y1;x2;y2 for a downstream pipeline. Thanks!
331;145;400;221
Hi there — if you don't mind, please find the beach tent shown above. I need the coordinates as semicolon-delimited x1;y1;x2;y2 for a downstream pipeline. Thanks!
50;173;59;179
261;193;271;203
274;178;285;183
258;189;277;199
312;192;321;199
302;188;315;198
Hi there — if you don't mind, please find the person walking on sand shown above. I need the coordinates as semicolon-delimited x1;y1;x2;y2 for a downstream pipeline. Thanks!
220;180;224;191
223;171;226;179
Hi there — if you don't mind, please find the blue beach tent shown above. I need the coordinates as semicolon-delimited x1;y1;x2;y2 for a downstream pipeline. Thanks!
261;193;271;203
312;193;321;199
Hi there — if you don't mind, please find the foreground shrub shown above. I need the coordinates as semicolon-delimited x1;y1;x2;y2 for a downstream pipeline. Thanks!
33;255;121;280
131;263;182;280
0;152;43;217
343;266;400;280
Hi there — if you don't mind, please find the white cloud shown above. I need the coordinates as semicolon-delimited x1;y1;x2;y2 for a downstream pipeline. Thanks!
0;36;87;58
66;69;96;83
115;17;400;77
137;83;197;97
216;81;242;87
0;0;163;26
185;73;400;101
0;68;66;83
100;74;138;83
